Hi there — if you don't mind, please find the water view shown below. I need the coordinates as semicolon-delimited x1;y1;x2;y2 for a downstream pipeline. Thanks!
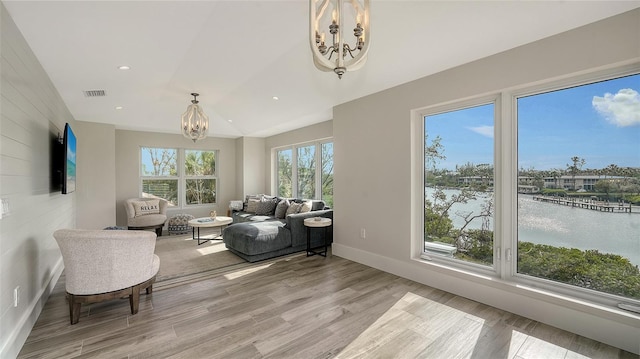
431;188;640;266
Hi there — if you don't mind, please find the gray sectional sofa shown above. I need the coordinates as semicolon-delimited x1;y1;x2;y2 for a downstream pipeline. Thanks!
223;197;333;262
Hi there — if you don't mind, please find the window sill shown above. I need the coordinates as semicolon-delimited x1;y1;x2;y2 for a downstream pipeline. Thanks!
412;256;640;328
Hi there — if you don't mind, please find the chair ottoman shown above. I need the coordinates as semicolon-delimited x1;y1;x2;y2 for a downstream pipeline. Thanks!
223;221;292;262
167;214;195;235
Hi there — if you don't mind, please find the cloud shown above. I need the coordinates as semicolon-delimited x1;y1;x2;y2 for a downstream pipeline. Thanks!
592;88;640;127
468;125;494;138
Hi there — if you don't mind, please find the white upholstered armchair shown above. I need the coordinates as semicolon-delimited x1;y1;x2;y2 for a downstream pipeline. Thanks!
124;197;168;236
53;229;160;324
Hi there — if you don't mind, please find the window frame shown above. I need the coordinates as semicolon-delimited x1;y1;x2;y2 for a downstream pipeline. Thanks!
414;64;640;309
139;147;179;206
273;138;333;202
139;147;219;208
507;67;640;307
183;149;218;206
417;95;501;277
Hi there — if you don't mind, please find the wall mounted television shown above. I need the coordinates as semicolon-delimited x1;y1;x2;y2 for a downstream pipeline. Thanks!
62;123;76;194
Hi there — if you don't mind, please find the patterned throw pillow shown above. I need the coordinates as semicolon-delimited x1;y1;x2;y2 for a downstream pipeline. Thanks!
274;199;290;219
285;202;303;216
255;198;278;215
133;200;160;217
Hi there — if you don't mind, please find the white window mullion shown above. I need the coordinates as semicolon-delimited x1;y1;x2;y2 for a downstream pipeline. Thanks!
291;147;298;198
315;142;322;200
498;92;513;280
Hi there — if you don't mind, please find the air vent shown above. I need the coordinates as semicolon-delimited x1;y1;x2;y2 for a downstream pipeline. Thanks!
83;90;106;97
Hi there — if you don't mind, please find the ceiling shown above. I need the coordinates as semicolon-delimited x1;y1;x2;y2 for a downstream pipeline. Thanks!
3;1;639;138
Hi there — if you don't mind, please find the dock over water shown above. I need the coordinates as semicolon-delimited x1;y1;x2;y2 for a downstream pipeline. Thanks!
532;195;633;213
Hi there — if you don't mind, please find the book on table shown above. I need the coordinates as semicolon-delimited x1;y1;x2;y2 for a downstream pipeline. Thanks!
197;218;215;223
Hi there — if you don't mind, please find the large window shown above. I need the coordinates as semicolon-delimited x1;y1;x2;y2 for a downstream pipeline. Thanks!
297;145;316;199
141;147;178;205
423;103;495;267
184;150;216;205
516;74;640;300
321;142;334;207
141;147;217;207
275;140;333;207
420;69;640;305
276;149;293;198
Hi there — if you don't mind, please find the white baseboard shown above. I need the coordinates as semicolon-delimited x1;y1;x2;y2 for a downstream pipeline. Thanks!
0;258;64;359
332;243;640;355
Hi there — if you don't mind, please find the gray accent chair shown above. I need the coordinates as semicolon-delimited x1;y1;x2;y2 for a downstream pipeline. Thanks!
124;197;168;236
53;229;160;324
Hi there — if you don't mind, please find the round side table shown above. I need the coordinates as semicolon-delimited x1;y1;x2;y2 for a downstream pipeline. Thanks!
303;217;332;257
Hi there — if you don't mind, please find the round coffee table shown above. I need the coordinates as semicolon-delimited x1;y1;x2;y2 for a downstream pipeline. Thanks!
188;216;233;245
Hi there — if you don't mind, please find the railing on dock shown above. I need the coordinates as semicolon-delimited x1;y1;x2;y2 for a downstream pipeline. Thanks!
532;195;634;213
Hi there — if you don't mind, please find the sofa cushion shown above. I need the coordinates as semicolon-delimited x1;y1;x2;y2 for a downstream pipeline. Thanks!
246;199;260;213
255;198;278;215
286;202;303;216
299;200;313;213
311;200;327;211
274;199;289;219
243;194;263;211
224;222;291;255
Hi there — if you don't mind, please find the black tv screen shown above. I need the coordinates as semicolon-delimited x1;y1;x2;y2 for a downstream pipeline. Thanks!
62;123;76;194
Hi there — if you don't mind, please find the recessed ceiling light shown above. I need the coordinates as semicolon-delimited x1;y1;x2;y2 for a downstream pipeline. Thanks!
115;106;123;110
227;120;233;123
118;65;131;70
272;96;279;100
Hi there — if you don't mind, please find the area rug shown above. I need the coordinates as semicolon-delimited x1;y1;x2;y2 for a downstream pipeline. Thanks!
154;233;246;282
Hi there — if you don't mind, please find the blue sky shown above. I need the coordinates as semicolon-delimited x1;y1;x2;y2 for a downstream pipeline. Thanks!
425;74;640;171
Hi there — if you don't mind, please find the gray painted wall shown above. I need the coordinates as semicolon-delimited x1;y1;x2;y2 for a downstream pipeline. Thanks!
75;121;116;229
235;137;266;198
332;9;640;353
0;3;76;357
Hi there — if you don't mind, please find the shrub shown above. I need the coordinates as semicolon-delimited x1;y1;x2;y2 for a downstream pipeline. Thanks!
517;242;640;299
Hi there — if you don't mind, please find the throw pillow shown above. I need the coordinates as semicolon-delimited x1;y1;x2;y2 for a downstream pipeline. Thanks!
243;194;262;211
286;202;303;216
246;199;261;213
133;200;160;217
299;200;313;213
255;198;278;215
274;199;289;219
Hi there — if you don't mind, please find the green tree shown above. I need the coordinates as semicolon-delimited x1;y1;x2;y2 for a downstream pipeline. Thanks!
594;179;614;200
143;148;177;176
185;150;216;204
321;143;334;208
277;150;293;197
518;242;640;299
297;146;316;199
566;156;585;191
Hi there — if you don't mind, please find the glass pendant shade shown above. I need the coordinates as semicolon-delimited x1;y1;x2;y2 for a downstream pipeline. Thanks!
181;93;209;142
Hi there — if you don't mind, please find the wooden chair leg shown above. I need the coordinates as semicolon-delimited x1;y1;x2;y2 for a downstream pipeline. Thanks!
68;295;81;325
129;285;140;314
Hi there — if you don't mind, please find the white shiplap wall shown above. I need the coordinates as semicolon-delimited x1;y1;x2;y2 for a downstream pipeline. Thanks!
1;3;76;358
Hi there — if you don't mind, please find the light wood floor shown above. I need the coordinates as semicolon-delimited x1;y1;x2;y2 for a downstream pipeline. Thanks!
18;253;638;359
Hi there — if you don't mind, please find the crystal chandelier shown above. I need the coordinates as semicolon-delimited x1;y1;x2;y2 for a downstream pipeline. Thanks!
181;93;209;142
310;0;370;79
